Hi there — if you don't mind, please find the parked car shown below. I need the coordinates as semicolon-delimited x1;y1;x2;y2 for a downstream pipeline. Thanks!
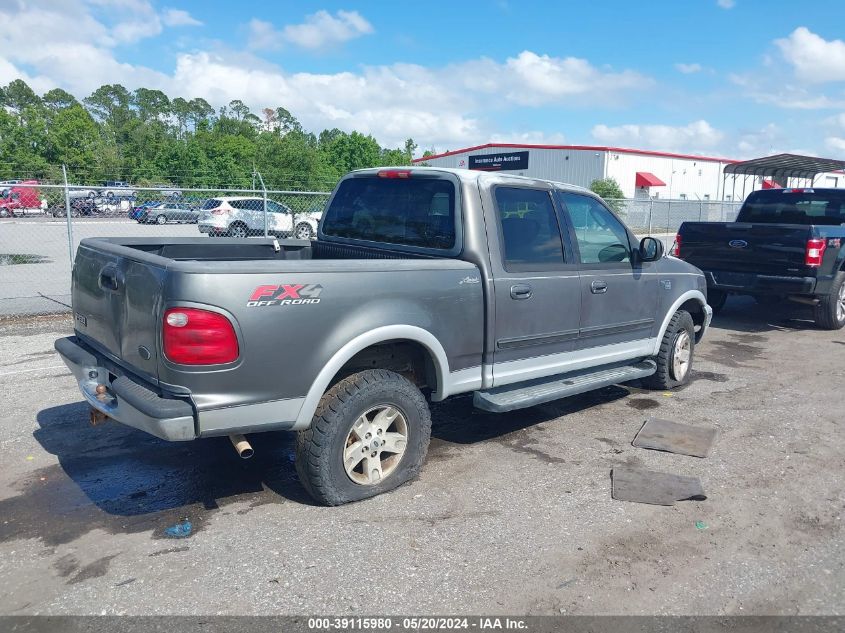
103;181;136;200
50;198;103;218
130;201;165;221
56;167;712;506
676;187;845;329
139;202;199;224
0;180;43;217
197;196;321;239
149;184;182;199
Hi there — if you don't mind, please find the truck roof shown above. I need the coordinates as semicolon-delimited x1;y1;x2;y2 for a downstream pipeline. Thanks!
349;166;593;195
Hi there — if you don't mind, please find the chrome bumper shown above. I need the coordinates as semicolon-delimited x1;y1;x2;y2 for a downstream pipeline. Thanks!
55;337;196;441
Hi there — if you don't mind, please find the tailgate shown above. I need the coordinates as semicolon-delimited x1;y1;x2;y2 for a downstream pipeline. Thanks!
72;243;165;383
680;222;811;274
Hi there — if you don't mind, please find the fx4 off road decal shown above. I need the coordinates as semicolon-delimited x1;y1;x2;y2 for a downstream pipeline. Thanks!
247;284;323;307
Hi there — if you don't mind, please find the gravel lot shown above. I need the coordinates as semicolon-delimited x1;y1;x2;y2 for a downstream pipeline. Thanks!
0;297;843;616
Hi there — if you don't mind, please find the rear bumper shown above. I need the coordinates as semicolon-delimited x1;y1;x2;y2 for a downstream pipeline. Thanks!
55;336;196;441
703;270;817;295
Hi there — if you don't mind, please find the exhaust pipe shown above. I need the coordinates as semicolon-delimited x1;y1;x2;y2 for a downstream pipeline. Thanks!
787;295;820;306
229;434;254;459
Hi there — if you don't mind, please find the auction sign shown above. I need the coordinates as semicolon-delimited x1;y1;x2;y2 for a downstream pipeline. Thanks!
468;151;529;171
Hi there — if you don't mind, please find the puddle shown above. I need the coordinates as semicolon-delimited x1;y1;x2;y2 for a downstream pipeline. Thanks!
627;398;660;410
0;402;308;546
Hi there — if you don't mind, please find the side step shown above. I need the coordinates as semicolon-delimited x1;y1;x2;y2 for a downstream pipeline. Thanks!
473;360;657;413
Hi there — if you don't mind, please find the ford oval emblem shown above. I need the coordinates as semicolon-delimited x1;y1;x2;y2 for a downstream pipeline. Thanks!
729;240;748;249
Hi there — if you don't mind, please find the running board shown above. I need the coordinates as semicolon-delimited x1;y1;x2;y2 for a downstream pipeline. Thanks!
473;360;657;413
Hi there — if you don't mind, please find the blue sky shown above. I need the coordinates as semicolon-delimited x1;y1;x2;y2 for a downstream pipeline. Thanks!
2;0;845;158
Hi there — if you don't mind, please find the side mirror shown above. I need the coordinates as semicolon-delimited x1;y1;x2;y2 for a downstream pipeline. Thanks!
639;236;664;262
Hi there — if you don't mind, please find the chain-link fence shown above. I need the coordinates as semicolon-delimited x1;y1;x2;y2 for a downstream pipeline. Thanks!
1;175;746;318
608;198;743;236
0;179;331;317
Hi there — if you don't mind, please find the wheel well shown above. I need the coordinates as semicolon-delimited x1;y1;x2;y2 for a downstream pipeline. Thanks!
679;299;707;342
331;340;437;394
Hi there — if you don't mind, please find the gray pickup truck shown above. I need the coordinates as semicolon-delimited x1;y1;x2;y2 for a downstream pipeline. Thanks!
56;167;712;505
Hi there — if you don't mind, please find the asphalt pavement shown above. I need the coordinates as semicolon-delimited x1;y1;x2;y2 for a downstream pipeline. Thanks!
0;297;843;615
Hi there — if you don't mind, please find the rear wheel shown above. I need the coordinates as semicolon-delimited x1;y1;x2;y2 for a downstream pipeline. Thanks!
644;310;695;390
814;272;845;330
155;214;167;225
228;222;248;238
295;369;431;506
294;222;314;240
708;289;727;315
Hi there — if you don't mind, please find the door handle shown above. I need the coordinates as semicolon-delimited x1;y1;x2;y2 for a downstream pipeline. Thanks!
510;283;532;300
590;280;608;294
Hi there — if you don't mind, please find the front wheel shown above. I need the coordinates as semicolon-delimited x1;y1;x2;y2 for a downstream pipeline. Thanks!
155;214;167;225
644;310;695;390
295;369;432;506
814;272;845;330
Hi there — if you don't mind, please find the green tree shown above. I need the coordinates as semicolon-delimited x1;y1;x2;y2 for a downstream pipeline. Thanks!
43;88;78;110
4;79;41;113
134;88;171;122
589;178;625;213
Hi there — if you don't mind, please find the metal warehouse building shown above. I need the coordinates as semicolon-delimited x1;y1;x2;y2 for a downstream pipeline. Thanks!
413;143;845;201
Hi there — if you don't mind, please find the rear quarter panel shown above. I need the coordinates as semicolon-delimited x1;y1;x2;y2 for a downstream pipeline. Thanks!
159;259;484;432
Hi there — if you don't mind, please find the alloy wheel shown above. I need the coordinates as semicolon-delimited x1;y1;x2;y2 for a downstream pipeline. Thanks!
343;405;408;486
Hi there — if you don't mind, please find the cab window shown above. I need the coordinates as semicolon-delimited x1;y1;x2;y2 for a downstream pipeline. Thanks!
558;192;631;265
494;187;565;270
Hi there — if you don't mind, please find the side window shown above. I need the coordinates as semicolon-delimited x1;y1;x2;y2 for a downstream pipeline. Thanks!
559;192;632;265
494;187;565;269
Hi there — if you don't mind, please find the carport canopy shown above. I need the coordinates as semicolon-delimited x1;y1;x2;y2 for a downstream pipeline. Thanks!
724;153;845;180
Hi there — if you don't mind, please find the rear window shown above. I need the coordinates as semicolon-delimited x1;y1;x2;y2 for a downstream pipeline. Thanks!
202;198;222;210
322;177;456;250
738;190;845;225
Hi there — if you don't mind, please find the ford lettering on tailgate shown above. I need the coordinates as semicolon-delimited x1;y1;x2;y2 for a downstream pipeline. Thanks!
247;284;323;307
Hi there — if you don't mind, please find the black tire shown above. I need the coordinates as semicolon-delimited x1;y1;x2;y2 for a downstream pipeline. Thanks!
708;290;727;316
294;222;313;240
814;272;845;330
295;369;432;506
155;214;167;225
643;310;695;390
228;222;248;238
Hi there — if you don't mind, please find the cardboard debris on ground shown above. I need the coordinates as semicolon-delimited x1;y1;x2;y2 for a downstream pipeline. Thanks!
611;466;706;506
632;417;718;458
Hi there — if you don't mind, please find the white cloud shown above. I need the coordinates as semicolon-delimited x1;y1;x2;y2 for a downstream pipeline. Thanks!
0;1;651;150
824;137;845;152
717;0;735;8
729;73;845;110
162;8;202;27
282;10;374;50
591;120;724;152
496;51;650;105
675;63;703;74
247;19;284;51
776;27;845;83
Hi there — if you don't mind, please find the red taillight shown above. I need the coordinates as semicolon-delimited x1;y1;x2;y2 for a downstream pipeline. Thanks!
670;234;681;257
210;207;228;215
805;238;827;267
163;308;239;365
377;169;412;179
